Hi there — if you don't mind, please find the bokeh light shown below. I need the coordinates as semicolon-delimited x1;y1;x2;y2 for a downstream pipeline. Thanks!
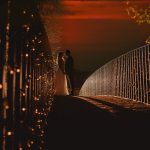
126;0;150;43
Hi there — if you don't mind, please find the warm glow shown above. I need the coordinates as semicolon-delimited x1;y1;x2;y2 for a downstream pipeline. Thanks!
22;93;26;96
40;0;150;71
25;53;29;57
10;70;14;75
7;131;12;136
22;108;26;112
41;1;129;20
16;69;20;73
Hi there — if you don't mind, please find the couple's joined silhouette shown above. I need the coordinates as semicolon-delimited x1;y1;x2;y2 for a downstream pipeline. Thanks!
55;50;74;96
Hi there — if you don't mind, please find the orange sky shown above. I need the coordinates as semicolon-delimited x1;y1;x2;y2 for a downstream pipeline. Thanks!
61;1;128;20
40;1;150;71
41;1;129;20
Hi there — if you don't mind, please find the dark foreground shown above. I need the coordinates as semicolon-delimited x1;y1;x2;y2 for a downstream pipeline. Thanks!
45;96;150;150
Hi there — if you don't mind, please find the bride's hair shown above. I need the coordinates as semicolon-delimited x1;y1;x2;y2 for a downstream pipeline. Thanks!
58;52;64;59
58;52;65;73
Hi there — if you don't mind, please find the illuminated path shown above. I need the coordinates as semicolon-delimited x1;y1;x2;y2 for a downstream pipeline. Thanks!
45;96;150;149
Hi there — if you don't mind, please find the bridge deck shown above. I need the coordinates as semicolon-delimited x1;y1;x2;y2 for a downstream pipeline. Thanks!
45;96;150;149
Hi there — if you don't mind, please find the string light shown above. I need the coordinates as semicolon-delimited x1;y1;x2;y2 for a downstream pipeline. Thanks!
31;14;34;18
22;93;26;96
38;40;42;44
22;10;26;14
1;1;55;149
27;142;31;148
126;1;150;24
7;131;12;136
16;69;20;73
35;109;38;114
28;74;32;78
32;48;35;51
22;24;30;32
25;53;29;58
10;70;14;75
5;105;9;110
34;97;40;101
80;44;150;105
26;85;29;89
22;108;26;112
126;1;150;44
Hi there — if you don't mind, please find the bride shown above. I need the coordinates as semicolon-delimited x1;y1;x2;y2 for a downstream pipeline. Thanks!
55;52;69;96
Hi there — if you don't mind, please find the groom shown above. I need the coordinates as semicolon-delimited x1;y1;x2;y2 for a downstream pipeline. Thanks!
65;50;74;95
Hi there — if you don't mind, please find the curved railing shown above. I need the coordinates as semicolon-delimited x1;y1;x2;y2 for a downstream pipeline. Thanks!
80;44;150;104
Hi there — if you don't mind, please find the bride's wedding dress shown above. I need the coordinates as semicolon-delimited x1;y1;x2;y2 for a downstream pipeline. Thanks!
55;55;69;96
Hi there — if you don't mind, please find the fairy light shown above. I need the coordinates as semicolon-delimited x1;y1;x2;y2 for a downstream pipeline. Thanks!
7;131;12;136
1;0;55;149
25;53;29;58
38;40;42;44
35;109;38;114
26;26;30;32
34;97;40;101
22;93;26;96
23;24;30;32
27;142;31;148
2;4;11;149
26;85;29;89
126;1;150;24
0;84;2;89
5;105;9;110
126;0;150;43
16;69;20;73
80;44;150;105
22;10;26;14
37;119;42;123
10;70;14;75
31;14;34;18
19;146;23;150
31;128;34;132
32;48;35;51
22;108;26;112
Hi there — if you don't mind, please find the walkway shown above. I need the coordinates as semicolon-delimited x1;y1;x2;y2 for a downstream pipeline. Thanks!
45;96;150;150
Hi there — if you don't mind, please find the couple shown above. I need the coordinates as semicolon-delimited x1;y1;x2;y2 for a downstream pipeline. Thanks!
55;50;74;96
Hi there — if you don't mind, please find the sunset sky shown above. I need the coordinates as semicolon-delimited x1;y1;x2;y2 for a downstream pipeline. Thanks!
40;0;150;71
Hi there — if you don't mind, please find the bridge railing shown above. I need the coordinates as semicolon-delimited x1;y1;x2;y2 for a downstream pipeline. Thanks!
80;44;150;104
0;0;54;149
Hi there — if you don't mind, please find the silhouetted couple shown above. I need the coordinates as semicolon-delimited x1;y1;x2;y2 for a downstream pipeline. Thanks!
55;50;74;96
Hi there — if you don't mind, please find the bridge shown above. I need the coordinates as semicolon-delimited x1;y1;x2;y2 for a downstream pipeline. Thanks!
46;95;150;149
80;44;150;104
0;0;150;150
